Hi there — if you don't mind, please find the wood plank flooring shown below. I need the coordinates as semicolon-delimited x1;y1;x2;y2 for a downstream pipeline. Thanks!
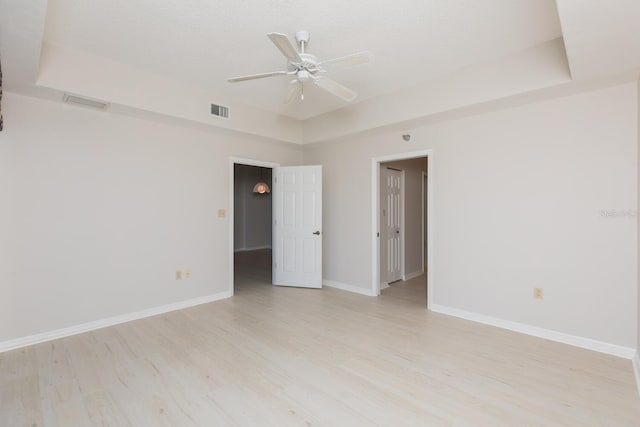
1;250;639;426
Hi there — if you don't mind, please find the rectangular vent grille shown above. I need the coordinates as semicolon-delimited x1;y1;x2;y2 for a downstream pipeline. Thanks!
63;93;109;109
210;104;229;119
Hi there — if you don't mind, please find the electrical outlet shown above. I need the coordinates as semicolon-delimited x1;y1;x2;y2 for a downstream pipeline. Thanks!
176;270;182;280
533;287;543;299
185;270;191;279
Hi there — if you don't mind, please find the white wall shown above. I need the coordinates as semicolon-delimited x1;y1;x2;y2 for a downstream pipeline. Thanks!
0;120;16;335
234;164;272;251
637;78;640;362
381;158;427;279
305;82;638;349
1;82;637;355
0;92;302;343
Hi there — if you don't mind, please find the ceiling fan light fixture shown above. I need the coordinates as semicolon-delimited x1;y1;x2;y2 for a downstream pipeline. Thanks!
297;70;310;81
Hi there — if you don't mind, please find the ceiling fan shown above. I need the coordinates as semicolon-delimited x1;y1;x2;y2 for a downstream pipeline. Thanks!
227;31;372;103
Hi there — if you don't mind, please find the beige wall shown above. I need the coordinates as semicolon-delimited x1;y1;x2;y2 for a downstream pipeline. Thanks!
305;82;638;349
0;92;302;343
1;81;638;355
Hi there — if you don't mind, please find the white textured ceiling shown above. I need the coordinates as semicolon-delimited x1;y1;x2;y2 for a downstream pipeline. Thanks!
43;0;562;120
0;0;47;90
3;0;639;143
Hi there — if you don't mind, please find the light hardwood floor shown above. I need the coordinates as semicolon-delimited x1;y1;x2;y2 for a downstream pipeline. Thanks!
1;250;639;426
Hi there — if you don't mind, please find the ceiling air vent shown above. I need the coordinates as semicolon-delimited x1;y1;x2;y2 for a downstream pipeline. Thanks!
210;103;229;119
63;93;109;110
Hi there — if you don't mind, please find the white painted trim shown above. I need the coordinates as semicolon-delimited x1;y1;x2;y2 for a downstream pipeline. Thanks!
234;245;272;253
427;153;433;310
372;160;380;294
431;304;636;359
400;170;406;281
371;149;434;310
323;279;377;297
633;351;640;396
0;290;232;353
403;270;424;281
229;157;279;296
421;171;427;275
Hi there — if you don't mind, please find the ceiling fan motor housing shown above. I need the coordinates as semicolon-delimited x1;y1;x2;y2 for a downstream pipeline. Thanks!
290;53;320;77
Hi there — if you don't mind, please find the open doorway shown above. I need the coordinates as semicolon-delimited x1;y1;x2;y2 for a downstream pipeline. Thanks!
234;163;273;290
372;150;433;308
379;157;427;305
229;158;279;295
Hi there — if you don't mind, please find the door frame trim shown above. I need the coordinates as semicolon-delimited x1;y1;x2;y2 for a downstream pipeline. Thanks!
400;170;406;281
422;171;428;275
229;157;280;296
371;150;433;309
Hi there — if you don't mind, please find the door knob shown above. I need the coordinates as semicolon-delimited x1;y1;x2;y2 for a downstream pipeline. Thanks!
313;231;321;235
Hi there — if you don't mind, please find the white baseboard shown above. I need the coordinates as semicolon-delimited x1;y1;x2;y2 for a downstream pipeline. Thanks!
0;290;232;353
633;352;640;396
402;270;424;281
430;304;635;359
323;279;377;297
234;245;272;253
380;282;390;290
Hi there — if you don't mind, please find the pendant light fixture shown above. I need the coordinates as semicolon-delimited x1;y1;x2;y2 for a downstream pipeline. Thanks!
252;167;271;194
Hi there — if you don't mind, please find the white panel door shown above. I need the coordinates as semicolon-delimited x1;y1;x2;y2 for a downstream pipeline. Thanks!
273;166;322;288
386;168;402;283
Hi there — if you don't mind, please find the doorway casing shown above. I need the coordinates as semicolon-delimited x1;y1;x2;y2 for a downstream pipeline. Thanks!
422;171;428;275
229;157;279;296
371;150;434;308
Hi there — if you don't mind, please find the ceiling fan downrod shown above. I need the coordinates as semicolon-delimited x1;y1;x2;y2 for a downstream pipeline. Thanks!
295;30;310;54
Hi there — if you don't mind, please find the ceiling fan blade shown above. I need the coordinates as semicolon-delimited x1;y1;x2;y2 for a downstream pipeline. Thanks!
318;51;373;71
313;77;358;102
267;33;302;63
227;71;288;83
284;80;301;104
